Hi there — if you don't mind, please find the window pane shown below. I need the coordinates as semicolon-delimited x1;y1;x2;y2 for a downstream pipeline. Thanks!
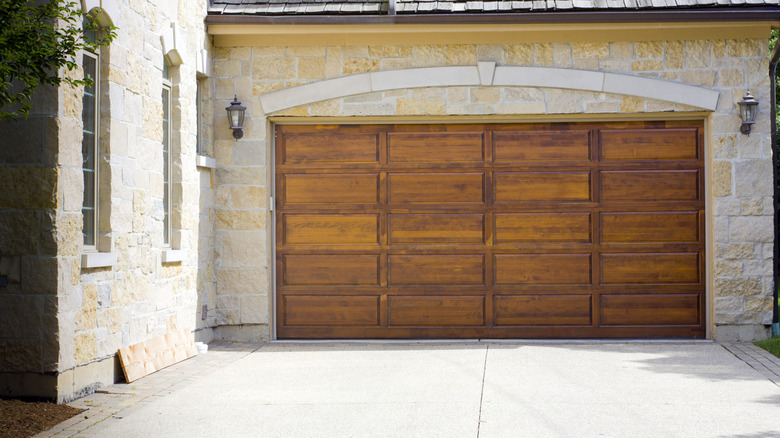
162;87;170;245
82;53;97;246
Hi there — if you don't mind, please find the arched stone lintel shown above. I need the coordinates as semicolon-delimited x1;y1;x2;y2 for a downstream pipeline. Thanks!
81;0;119;27
259;63;720;114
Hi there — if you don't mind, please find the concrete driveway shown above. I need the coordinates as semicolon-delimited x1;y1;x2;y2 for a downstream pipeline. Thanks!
48;341;780;438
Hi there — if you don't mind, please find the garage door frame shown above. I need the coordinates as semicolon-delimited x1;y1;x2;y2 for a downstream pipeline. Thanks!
268;115;712;340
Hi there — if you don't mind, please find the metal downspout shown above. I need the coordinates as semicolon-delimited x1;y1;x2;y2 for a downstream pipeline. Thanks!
771;39;780;337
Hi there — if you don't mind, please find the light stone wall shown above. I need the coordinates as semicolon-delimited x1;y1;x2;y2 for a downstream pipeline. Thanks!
212;39;774;342
0;0;212;402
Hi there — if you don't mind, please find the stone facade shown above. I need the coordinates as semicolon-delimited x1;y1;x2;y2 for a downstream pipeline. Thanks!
0;0;213;402
212;39;774;342
0;6;776;402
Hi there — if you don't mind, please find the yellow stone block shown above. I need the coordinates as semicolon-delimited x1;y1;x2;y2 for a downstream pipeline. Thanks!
343;58;379;74
396;97;446;115
445;44;477;65
572;42;609;59
298;57;326;79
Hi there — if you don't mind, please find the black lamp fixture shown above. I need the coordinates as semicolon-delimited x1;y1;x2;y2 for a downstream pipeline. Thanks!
738;91;759;136
225;96;246;139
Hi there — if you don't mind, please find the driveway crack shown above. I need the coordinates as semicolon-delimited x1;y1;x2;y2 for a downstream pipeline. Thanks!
476;344;489;438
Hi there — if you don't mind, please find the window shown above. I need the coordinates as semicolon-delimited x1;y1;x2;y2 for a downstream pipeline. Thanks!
162;62;172;246
196;79;203;155
81;48;99;247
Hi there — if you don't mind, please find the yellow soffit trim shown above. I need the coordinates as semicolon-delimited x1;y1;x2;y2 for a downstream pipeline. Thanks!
208;21;776;46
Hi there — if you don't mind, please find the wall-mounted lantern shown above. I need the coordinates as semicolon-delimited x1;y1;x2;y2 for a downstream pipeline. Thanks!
225;96;246;139
738;91;759;136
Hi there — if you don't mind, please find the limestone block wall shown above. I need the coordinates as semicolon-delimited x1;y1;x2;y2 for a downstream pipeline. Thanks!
0;82;65;398
211;39;774;341
1;0;211;402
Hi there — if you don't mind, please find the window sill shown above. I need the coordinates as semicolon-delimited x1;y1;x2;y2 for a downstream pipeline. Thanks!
81;252;117;269
196;155;216;169
162;249;186;263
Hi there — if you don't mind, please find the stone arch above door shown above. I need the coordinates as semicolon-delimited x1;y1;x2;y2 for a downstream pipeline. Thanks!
258;62;720;115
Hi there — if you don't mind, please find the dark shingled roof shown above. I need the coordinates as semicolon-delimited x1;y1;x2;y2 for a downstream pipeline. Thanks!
208;0;780;15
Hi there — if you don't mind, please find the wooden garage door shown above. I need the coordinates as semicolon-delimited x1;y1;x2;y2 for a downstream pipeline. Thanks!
275;121;705;339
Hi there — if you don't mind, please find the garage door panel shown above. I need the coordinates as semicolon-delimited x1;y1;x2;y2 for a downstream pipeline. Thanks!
493;130;591;162
600;170;699;202
494;172;591;203
284;214;379;245
600;129;699;161
285;174;379;204
389;214;484;244
284;255;379;285
600;294;699;326
388;255;485;285
284;295;380;326
495;254;592;285
601;253;700;285
276;122;705;339
388;132;485;163
389;173;485;204
601;212;699;243
388;296;485;326
283;133;380;164
495;213;591;243
494;295;592;326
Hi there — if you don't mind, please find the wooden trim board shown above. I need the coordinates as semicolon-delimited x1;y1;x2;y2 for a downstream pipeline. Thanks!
117;329;198;383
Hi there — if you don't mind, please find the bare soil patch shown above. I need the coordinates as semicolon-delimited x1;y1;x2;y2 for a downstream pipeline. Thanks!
0;398;83;438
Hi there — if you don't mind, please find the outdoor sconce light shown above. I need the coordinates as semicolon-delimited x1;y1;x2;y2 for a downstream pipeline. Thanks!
225;96;246;139
738;91;759;136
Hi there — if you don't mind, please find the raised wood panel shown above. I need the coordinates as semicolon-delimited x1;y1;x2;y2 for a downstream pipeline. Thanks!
388;255;485;285
285;174;378;204
494;172;591;203
600;129;698;161
389;214;484;244
388;296;485;326
284;296;379;326
601;212;699;243
601;170;699;202
494;295;592;326
600;294;699;326
285;215;379;245
388;132;484;163
284;255;379;285
283;133;379;164
601;253;700;284
388;173;485;204
493;130;590;162
495;254;592;285
495;213;591;243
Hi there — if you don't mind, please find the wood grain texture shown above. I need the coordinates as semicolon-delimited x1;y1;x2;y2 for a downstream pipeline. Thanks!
388;296;485;326
389;214;484;244
283;133;379;163
495;254;592;285
600;129;698;161
495;213;591;243
494;295;592;326
284;214;379;245
601;170;699;202
601;253;700;284
284;295;380;326
275;122;705;339
284;174;379;204
388;132;484;163
601;212;699;243
388;173;485;204
600;294;699;326
494;172;591;203
284;255;379;285
388;255;485;285
493;130;590;162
